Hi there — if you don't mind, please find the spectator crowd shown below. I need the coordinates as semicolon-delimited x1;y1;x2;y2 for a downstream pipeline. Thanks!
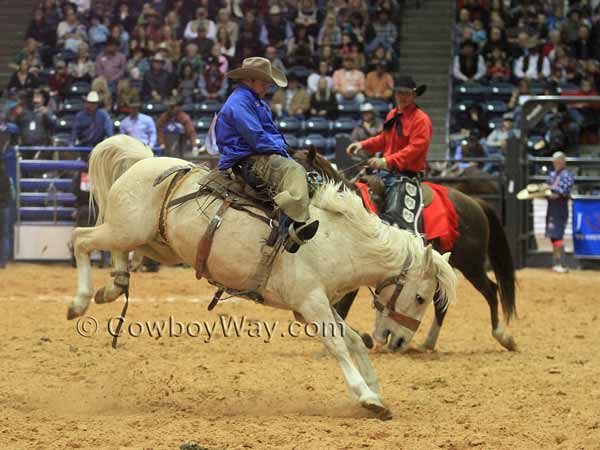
450;0;600;171
2;0;405;156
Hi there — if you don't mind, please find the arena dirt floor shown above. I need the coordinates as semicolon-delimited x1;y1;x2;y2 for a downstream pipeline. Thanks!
1;263;599;450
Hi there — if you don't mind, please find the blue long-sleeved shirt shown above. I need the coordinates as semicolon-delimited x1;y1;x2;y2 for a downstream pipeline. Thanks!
119;113;157;148
215;84;289;169
71;108;113;147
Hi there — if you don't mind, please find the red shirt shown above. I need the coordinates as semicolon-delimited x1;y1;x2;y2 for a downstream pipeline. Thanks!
360;103;432;172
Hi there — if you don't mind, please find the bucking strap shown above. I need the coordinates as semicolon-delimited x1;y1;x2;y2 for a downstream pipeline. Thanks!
195;197;233;280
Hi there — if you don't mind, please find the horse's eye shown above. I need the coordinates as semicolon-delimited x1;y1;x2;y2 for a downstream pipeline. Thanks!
416;295;425;305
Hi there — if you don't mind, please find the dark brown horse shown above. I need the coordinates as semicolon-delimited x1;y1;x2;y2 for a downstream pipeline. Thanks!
294;149;517;352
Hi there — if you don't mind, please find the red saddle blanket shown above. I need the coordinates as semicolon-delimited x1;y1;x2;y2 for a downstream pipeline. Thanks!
355;181;459;252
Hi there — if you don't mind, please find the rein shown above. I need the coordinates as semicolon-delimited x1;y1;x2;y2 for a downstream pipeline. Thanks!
371;275;421;332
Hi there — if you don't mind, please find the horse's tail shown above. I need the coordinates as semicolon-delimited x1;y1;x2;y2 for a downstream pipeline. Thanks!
88;135;154;225
478;199;517;323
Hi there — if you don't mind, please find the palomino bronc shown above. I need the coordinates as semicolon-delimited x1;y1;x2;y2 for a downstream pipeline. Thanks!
67;135;457;420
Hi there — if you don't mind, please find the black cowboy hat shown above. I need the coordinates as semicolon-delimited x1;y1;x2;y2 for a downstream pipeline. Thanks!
393;75;427;96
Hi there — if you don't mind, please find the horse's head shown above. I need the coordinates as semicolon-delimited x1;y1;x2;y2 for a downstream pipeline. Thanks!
372;245;455;352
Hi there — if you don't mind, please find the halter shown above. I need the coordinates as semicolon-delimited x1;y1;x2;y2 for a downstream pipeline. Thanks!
371;275;421;332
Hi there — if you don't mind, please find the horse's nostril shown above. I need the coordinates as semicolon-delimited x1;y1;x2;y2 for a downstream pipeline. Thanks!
396;337;405;349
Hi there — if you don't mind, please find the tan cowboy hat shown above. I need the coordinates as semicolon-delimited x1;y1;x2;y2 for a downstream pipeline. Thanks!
516;183;551;200
226;57;288;87
85;91;100;103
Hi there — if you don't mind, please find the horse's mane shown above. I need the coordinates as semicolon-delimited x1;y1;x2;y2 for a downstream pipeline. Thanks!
311;181;456;308
293;149;355;189
312;182;424;273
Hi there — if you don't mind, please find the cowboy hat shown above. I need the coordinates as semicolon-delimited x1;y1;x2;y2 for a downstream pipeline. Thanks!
516;183;551;200
393;75;427;96
85;91;100;103
226;57;287;87
151;53;166;62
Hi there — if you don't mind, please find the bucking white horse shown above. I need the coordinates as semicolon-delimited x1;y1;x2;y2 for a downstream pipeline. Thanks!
68;135;457;419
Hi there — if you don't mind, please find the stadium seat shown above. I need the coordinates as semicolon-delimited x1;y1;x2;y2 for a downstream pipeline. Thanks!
59;98;84;115
529;82;546;95
558;83;579;94
332;117;357;133
198;100;223;113
366;99;391;116
488;117;504;130
195;133;207;146
181;103;197;115
283;134;299;149
488;82;514;97
67;82;91;98
113;116;125;132
304;116;330;133
277;116;302;133
337;99;361;114
484;101;509;114
195;116;213;131
288;65;312;80
143;101;167;115
451;100;475;113
52;133;72;146
56;115;75;132
301;134;328;150
455;83;489;99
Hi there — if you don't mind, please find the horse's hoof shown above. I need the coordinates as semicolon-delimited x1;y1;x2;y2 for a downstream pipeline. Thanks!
361;333;374;349
67;304;88;320
503;336;518;352
361;398;392;421
94;287;106;304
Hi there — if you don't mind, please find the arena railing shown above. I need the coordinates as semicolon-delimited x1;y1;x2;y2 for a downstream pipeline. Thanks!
10;145;162;261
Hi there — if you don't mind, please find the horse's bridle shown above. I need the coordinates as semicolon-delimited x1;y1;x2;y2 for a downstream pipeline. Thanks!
371;275;422;332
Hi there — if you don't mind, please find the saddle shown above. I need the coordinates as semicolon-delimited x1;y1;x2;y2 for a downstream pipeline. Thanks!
358;174;434;212
356;175;458;252
155;164;283;305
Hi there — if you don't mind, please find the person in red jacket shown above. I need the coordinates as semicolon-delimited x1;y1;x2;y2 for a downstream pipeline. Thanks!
346;75;432;233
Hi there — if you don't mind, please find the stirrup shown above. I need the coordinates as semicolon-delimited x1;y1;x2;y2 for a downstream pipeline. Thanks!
284;220;319;253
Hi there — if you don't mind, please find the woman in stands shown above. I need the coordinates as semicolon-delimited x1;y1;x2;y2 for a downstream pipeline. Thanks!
177;62;200;105
68;43;96;84
216;27;236;60
6;59;39;92
309;77;338;119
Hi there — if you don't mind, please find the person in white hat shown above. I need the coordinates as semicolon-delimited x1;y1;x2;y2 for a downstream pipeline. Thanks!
214;57;319;253
351;102;383;142
545;151;575;273
71;91;113;147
